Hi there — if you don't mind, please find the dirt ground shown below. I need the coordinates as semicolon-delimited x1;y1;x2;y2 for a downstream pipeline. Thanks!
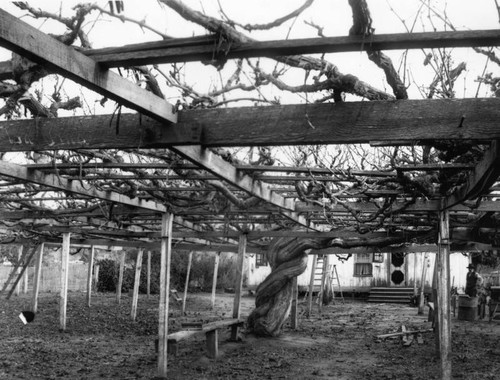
0;291;499;380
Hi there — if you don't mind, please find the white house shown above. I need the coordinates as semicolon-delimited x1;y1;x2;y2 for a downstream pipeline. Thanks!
246;245;471;294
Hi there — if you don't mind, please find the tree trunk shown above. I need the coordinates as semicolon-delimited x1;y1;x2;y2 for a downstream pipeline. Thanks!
247;237;330;336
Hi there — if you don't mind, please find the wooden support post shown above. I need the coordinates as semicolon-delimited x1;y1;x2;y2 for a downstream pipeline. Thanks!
231;234;247;341
211;252;220;310
413;253;417;296
32;244;43;313
15;245;22;296
432;249;439;353
307;255;318;317
206;330;218;359
86;246;95;307
291;276;298;329
60;233;70;331
22;263;28;294
182;251;193;315
437;210;452;380
116;251;125;304
418;253;429;315
131;248;144;321
157;213;173;379
147;250;151;299
94;265;100;292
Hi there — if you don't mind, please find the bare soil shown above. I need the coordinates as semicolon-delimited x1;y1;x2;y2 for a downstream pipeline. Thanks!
0;291;499;379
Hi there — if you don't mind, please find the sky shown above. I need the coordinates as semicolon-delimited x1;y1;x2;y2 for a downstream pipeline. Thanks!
1;1;499;110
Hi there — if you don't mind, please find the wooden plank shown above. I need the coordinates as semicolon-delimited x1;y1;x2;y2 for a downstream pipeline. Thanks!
0;114;199;152
442;141;500;209
131;248;144;321
60;233;70;331
437;210;452;380
15;245;22;297
157;213;173;378
231;235;246;341
0;160;166;212
182;251;193;315
147;251;151;299
211;253;220;310
32;244;43;313
205;330;218;359
116;251;125;304
86;29;500;67
307;254;318;317
86;246;95;308
0;9;177;123
291;277;298;329
2;98;500;149
202;318;243;331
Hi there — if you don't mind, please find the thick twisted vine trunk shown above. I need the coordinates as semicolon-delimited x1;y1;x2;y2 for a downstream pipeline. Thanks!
247;231;435;336
247;237;331;337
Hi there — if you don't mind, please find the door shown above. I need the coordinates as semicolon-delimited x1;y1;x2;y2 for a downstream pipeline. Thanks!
390;252;406;286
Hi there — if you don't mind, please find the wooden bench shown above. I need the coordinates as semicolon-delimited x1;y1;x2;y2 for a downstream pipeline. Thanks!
155;318;244;359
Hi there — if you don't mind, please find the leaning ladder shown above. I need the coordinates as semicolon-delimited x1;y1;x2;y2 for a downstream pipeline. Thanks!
330;264;344;304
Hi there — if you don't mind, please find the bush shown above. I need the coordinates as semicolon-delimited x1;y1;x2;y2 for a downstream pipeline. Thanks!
96;250;239;294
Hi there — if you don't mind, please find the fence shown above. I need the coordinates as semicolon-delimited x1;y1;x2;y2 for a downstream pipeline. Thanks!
0;263;89;293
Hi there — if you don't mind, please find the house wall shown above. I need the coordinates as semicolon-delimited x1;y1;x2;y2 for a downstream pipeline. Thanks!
246;250;470;292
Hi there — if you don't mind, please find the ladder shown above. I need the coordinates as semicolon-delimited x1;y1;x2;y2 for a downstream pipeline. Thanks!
318;263;344;305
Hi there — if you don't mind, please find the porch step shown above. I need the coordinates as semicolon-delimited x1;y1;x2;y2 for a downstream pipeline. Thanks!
368;287;414;304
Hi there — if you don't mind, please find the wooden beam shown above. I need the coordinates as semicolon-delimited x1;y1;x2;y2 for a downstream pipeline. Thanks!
85;29;500;67
157;213;173;378
1;99;500;150
60;233;70;331
87;246;95;308
0;160;166;212
131;248;144;321
231;234;246;341
116;251;125;304
32;244;43;313
147;250;151;299
182;251;193;315
0;114;199;152
0;9;177;123
442;141;500;209
437;210;452;379
211;252;220;310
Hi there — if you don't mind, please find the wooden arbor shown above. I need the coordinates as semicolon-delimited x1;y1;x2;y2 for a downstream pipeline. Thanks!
1;4;500;380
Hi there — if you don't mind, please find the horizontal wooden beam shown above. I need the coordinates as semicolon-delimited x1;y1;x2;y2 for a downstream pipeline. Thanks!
296;200;500;213
0;9;177;123
0;161;166;212
85;29;500;67
2;98;499;151
0;114;200;152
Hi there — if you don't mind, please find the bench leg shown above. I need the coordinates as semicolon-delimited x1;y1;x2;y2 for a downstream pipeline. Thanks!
168;341;178;356
206;330;218;359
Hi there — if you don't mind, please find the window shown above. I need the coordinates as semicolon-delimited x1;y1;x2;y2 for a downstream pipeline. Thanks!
373;252;384;263
354;253;373;277
256;253;268;267
354;263;373;277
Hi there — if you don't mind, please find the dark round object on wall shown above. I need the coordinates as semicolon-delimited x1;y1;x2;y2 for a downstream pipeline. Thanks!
391;252;404;267
391;270;404;285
